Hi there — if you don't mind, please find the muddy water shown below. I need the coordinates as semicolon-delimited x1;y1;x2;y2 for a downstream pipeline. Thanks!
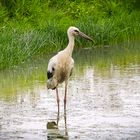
0;43;140;140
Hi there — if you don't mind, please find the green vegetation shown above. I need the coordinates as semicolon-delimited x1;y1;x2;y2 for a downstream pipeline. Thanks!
0;0;140;69
1;42;140;99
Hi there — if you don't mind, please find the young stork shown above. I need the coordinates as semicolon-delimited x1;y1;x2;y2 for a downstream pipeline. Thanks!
47;26;93;111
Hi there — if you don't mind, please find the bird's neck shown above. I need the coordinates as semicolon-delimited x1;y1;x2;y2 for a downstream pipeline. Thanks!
65;35;75;56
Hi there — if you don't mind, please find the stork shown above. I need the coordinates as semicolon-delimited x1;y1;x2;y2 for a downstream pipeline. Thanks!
47;26;93;112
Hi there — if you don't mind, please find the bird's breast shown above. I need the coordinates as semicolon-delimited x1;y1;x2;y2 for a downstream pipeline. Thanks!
54;54;73;83
57;68;67;83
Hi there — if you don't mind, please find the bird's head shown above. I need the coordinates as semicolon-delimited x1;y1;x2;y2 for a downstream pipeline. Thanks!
67;26;93;41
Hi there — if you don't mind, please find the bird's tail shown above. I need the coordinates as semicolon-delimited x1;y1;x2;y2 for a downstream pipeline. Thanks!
47;78;57;90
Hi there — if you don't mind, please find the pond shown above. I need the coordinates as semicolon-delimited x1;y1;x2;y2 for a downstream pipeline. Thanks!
0;42;140;140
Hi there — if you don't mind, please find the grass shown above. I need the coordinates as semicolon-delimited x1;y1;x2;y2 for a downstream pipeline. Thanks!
1;41;140;99
0;0;140;69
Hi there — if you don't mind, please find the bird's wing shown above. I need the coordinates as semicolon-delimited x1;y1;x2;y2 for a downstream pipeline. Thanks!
70;58;74;76
47;56;57;79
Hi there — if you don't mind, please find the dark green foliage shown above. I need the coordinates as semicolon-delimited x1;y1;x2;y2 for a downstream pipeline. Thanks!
0;0;140;69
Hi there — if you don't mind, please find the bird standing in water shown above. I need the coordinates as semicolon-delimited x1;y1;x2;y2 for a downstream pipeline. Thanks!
47;26;93;112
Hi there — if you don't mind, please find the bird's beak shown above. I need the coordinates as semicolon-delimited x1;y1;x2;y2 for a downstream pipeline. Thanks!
79;31;93;42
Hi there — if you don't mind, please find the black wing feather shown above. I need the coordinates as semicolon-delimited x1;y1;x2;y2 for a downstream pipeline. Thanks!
47;67;55;79
47;71;53;79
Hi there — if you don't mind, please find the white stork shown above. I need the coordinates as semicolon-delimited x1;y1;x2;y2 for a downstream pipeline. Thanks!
47;26;93;111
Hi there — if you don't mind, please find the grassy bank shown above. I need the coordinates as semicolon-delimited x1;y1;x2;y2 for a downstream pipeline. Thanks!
0;0;140;69
1;41;140;97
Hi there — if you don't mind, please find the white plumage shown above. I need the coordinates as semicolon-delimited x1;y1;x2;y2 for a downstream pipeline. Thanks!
47;48;74;89
47;26;93;111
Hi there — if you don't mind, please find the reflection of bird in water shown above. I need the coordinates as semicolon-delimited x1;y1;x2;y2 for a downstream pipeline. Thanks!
47;108;68;140
47;121;58;129
47;26;93;112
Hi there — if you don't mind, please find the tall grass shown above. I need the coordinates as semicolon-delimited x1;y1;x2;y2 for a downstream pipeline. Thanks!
0;0;140;69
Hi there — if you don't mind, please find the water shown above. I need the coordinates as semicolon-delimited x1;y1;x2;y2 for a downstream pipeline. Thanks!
0;42;140;140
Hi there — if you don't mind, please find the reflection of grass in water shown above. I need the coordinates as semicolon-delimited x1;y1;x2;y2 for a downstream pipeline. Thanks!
74;42;140;76
0;42;140;100
0;56;49;99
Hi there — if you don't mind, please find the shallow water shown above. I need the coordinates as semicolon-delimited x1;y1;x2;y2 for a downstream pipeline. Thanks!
0;43;140;140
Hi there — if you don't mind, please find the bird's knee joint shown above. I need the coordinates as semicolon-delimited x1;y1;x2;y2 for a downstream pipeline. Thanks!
57;98;60;103
64;98;67;103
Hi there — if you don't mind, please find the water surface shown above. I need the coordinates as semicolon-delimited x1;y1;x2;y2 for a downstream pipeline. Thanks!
0;42;140;140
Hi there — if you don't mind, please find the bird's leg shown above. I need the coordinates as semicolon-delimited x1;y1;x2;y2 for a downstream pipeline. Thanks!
64;81;68;110
56;88;60;115
57;104;60;125
64;106;68;136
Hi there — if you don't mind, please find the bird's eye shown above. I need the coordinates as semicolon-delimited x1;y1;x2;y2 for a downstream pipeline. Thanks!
74;30;79;33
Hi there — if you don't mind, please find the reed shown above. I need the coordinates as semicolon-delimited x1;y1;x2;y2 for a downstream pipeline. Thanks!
0;0;140;69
